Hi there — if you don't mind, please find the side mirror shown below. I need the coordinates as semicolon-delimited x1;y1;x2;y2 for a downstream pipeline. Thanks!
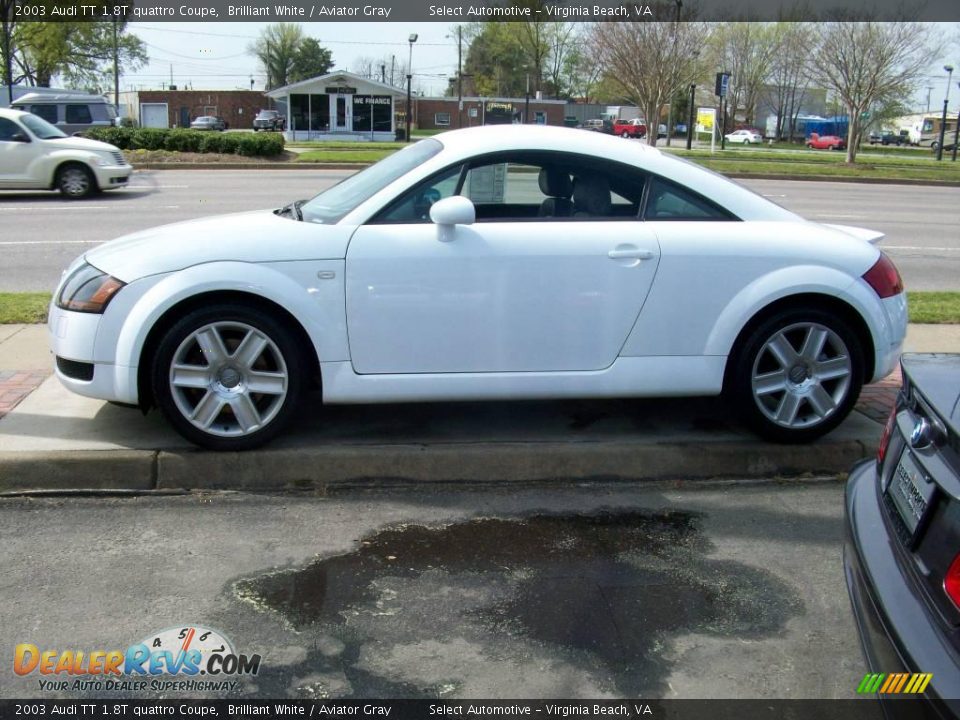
430;196;475;243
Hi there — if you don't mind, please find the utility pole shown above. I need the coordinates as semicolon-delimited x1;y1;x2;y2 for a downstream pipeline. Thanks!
390;55;395;86
524;73;530;124
112;17;119;107
936;65;953;161
457;25;463;128
686;84;695;150
381;64;386;84
2;0;13;105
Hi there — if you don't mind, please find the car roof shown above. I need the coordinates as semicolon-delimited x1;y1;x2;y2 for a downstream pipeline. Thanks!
0;107;31;121
13;92;109;104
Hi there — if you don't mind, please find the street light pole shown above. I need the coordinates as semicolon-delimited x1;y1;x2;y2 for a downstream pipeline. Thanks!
935;64;953;161
952;81;960;162
405;33;417;143
686;83;695;150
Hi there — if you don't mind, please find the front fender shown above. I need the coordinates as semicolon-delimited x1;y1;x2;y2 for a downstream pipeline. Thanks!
95;261;347;393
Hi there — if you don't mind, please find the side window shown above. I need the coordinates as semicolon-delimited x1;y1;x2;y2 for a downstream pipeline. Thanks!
371;164;463;223
30;105;58;123
462;162;543;207
65;105;93;124
0;117;23;141
644;176;733;221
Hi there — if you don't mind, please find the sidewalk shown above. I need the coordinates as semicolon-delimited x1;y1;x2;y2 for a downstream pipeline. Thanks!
0;322;957;491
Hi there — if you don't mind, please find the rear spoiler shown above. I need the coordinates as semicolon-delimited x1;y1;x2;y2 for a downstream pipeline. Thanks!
823;224;885;245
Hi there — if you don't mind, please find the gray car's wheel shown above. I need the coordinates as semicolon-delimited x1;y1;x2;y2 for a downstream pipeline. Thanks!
729;308;864;443
152;304;305;450
57;164;97;199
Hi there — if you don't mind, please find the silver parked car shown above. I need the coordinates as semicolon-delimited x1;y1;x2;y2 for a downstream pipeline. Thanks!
190;116;227;131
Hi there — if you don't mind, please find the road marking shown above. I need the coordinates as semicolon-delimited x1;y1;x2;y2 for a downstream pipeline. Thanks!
0;206;109;211
884;245;959;252
0;240;102;245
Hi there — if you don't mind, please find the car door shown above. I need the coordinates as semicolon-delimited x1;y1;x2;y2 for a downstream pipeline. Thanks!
345;152;662;375
0;117;44;187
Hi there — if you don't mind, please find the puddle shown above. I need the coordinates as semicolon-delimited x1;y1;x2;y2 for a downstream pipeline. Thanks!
235;511;801;697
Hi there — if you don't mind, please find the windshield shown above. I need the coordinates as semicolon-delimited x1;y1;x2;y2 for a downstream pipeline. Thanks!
20;113;67;140
300;139;443;225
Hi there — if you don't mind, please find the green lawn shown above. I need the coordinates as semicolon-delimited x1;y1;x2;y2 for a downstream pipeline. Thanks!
0;293;51;324
296;149;395;163
1;291;958;325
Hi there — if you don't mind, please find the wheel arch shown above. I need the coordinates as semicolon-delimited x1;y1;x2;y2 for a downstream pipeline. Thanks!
52;159;99;192
135;289;321;411
720;292;875;394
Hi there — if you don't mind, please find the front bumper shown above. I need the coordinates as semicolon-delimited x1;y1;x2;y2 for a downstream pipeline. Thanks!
48;302;138;405
844;460;960;714
91;163;133;191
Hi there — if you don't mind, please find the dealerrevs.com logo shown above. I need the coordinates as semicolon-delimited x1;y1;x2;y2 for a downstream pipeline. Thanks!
14;625;261;693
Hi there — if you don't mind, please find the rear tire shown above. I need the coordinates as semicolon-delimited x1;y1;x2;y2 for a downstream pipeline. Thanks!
729;308;864;443
152;304;305;450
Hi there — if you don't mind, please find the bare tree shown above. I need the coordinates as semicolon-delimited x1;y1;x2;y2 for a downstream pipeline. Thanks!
543;22;577;99
765;22;817;141
711;22;778;128
816;20;941;162
593;11;711;146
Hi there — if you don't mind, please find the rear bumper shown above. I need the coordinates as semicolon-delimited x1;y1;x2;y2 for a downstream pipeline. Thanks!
844;460;960;714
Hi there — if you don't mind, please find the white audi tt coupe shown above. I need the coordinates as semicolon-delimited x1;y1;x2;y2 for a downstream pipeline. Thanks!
49;125;907;450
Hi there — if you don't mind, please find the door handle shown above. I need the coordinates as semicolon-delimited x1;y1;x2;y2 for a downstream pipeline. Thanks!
608;248;655;260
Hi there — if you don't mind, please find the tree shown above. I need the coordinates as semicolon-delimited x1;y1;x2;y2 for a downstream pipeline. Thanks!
250;23;303;90
7;18;146;91
816;20;940;162
710;22;778;128
290;37;332;83
593;11;712;146
764;22;817;141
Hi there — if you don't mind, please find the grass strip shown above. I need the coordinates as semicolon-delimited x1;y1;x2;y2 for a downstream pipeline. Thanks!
1;291;958;326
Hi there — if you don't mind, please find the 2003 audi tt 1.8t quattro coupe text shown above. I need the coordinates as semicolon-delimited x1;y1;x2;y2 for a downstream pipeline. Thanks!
48;126;908;450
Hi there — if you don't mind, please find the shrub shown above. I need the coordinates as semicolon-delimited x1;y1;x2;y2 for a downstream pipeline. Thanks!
164;129;204;153
83;128;284;156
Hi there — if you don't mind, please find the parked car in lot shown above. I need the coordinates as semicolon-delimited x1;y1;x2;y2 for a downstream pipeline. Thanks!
725;128;763;145
190;116;227;131
11;92;120;135
580;118;614;134
0;107;132;198
253;109;285;131
613;118;646;139
48;125;906;449
807;132;847;150
844;353;960;714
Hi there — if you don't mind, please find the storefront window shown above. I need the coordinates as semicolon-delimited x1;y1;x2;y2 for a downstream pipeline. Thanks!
310;94;329;132
353;95;392;132
290;95;309;132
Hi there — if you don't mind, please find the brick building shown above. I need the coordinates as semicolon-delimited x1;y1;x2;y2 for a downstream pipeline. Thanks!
115;89;269;130
409;96;567;131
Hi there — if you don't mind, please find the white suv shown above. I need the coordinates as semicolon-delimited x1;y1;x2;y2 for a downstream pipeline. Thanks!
0;107;132;198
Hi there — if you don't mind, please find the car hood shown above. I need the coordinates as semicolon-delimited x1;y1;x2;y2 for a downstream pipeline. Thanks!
46;136;121;153
85;210;346;282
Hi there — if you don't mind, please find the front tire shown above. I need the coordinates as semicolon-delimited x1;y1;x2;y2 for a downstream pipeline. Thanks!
729;308;864;443
152;305;305;450
57;164;96;199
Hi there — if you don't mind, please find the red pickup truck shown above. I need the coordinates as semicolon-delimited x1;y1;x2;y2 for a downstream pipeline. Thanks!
613;118;646;139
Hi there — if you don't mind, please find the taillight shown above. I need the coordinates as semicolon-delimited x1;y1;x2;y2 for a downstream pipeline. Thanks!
877;406;897;464
862;253;904;299
944;554;960;610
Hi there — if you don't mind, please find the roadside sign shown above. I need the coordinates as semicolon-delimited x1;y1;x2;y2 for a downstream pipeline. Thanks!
715;72;731;98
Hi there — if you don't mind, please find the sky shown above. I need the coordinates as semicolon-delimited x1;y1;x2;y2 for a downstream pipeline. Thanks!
123;21;960;111
126;22;462;97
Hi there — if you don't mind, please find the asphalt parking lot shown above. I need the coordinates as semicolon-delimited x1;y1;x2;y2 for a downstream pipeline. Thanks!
0;480;867;699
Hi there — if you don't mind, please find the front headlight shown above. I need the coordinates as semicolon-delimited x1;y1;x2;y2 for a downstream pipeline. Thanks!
92;152;114;166
56;263;125;314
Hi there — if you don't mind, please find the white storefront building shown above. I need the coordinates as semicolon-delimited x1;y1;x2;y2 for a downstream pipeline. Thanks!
266;71;407;142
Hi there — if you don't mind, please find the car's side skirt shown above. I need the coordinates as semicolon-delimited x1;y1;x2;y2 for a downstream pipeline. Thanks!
320;356;726;404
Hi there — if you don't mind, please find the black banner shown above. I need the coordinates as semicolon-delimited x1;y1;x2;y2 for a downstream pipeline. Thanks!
0;699;953;720
4;0;960;22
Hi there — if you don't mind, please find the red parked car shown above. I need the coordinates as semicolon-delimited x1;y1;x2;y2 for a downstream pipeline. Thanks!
806;132;846;150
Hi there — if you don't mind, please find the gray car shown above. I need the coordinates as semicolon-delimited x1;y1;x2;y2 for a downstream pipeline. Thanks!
845;353;960;716
190;116;227;131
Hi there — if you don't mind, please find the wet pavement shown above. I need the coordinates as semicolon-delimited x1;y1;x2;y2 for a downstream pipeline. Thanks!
0;480;862;699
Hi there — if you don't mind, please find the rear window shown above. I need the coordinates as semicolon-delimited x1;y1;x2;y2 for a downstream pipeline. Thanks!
29;105;58;123
65;105;92;124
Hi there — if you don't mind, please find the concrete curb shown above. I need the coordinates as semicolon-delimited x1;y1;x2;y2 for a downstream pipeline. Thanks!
0;435;875;494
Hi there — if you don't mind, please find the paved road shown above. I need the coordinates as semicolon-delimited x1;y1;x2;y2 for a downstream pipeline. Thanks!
0;170;956;292
0;480;866;700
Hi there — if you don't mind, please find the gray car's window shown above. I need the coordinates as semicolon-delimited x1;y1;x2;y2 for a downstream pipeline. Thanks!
66;105;93;124
29;105;58;123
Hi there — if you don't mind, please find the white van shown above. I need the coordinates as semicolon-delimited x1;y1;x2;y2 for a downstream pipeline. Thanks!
11;92;120;135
